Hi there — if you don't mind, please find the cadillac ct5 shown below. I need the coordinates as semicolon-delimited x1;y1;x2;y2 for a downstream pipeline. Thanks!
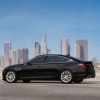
2;54;95;84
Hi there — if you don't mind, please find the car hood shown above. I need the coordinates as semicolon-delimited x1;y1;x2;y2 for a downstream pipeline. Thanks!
5;64;25;69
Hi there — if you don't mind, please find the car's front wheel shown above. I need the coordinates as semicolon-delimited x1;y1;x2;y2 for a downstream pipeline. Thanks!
5;70;17;83
60;70;73;84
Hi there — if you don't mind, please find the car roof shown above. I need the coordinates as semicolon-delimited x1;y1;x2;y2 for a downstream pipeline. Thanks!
39;54;70;57
27;54;82;63
39;54;82;62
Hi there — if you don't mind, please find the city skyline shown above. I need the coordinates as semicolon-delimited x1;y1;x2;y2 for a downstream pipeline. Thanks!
0;34;95;61
0;34;89;59
0;0;100;60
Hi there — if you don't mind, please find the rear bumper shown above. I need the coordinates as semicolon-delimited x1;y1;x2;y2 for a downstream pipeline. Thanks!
74;71;95;79
86;71;95;78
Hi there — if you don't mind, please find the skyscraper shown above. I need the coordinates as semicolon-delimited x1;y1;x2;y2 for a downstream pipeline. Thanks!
75;40;88;61
0;56;5;68
3;42;12;67
11;48;29;65
11;50;17;65
4;56;11;68
40;33;47;54
74;44;81;59
34;42;40;57
21;48;29;63
61;37;70;55
4;41;11;57
16;49;22;64
16;48;29;64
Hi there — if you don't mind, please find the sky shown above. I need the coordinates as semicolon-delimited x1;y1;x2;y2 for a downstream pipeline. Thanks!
0;0;100;61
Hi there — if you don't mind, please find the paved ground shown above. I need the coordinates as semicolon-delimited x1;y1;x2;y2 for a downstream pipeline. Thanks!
0;79;100;100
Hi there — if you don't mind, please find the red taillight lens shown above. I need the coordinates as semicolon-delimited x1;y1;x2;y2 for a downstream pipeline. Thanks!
79;64;86;69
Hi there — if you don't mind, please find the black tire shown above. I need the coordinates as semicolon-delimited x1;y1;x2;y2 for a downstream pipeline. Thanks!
74;79;84;83
22;80;31;83
60;70;73;84
5;70;17;83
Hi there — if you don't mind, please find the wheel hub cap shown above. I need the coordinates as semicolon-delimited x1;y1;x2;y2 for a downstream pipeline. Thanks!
6;71;15;82
61;70;72;83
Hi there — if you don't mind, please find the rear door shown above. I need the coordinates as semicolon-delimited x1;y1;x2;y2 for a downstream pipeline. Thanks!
44;55;69;79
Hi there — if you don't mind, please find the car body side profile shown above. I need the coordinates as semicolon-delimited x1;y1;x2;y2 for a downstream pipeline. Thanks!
2;54;95;84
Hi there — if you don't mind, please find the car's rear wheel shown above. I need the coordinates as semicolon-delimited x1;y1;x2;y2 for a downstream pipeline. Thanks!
5;70;17;83
60;70;73;84
22;80;31;83
74;79;84;83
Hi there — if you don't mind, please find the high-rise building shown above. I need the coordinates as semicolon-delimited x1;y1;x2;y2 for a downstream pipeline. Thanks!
11;50;17;65
11;48;29;65
75;40;88;61
16;49;22;64
4;56;11;68
74;44;81;59
2;41;12;67
4;41;11;57
16;48;29;64
0;56;5;68
61;37;70;55
21;48;29;63
40;33;47;54
34;42;40;57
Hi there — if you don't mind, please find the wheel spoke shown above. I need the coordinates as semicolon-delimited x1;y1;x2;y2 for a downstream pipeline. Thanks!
6;71;16;83
61;70;72;83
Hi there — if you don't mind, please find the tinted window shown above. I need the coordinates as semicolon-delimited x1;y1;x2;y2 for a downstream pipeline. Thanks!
59;56;69;62
29;56;45;64
67;56;81;62
46;56;69;63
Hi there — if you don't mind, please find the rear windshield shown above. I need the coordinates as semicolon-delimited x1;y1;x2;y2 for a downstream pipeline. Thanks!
67;56;83;62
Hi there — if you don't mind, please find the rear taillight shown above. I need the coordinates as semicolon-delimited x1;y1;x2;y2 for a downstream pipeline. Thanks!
79;64;86;69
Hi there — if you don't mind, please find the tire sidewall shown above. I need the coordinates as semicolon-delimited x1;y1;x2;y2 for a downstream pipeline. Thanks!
60;70;73;84
5;70;17;83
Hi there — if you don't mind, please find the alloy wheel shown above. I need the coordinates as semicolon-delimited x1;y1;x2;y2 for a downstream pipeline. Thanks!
5;71;16;83
60;70;73;84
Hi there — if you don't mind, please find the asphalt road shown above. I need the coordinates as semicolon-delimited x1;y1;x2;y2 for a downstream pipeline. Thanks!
0;80;100;100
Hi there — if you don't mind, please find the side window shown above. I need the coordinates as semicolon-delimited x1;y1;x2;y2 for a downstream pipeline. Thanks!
57;56;69;63
46;56;57;63
30;56;45;64
46;56;69;63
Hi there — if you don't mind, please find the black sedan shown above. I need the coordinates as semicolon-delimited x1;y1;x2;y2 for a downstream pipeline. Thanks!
2;54;95;84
